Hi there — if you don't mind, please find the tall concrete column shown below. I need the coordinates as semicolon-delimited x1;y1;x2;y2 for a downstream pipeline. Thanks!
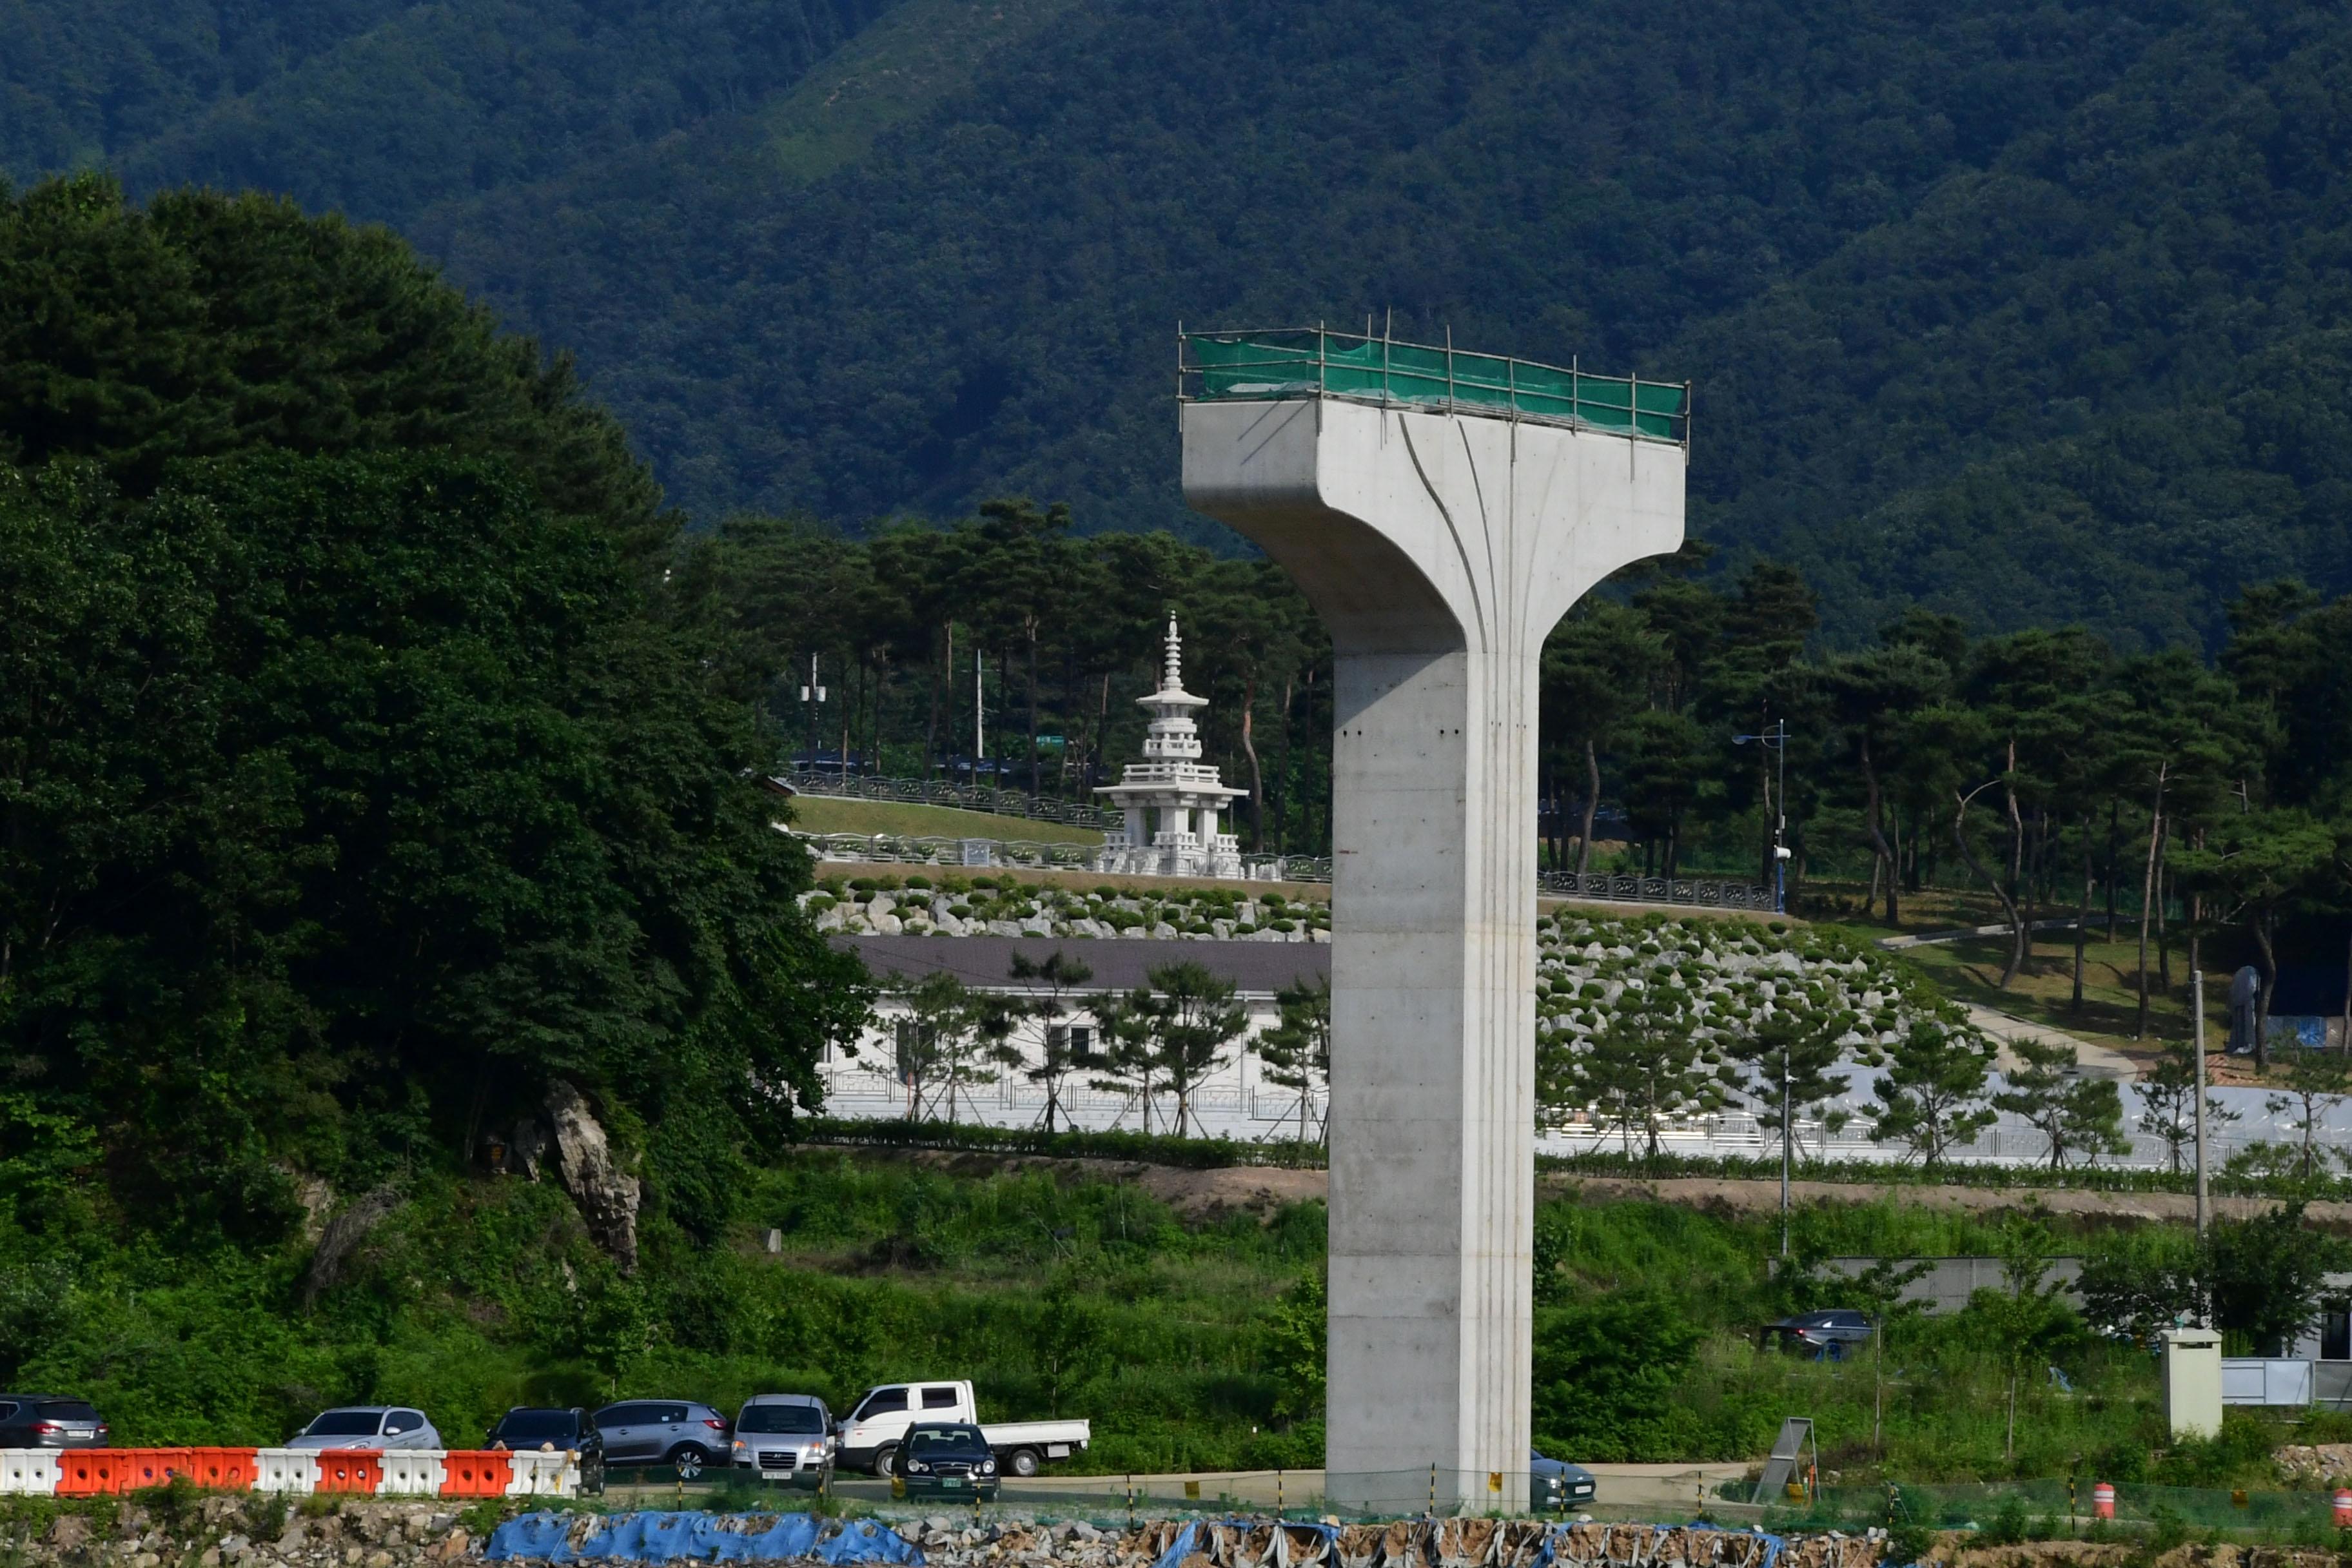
1182;393;1684;1509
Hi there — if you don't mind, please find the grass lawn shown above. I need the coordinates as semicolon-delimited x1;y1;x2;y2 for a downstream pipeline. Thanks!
1836;923;2219;1073
786;794;1104;845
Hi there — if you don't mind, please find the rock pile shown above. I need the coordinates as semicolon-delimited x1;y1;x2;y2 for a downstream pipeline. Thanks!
13;1497;475;1568
3;1504;1885;1568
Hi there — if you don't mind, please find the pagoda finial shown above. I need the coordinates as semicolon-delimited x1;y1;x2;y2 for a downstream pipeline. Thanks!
1162;614;1182;691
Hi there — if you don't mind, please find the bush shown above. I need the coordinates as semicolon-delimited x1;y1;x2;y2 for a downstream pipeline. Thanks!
1979;1496;2028;1545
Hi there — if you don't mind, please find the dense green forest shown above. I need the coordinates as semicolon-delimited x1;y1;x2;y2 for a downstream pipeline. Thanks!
9;0;2350;645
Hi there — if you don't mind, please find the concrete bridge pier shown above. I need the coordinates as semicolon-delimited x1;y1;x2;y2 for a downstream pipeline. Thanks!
1181;387;1685;1510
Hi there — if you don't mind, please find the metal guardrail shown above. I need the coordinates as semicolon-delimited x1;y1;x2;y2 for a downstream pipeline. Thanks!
1180;326;1691;446
1537;872;1774;910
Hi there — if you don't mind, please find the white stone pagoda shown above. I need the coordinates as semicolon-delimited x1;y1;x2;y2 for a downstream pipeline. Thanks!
1093;617;1248;879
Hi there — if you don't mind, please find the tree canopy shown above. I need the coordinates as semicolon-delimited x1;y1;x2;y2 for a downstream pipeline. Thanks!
0;181;864;1244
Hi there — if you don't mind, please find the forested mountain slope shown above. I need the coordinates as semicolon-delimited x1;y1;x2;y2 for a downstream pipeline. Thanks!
13;0;2352;645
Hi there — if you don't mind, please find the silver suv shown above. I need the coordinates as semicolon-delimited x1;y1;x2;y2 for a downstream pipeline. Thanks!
731;1395;835;1489
592;1400;731;1476
286;1407;441;1450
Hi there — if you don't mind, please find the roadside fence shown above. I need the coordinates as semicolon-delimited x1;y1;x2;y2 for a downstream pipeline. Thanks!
1763;1479;2349;1538
800;828;1772;908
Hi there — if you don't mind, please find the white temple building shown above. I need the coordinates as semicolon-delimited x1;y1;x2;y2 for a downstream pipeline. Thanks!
1093;618;1249;879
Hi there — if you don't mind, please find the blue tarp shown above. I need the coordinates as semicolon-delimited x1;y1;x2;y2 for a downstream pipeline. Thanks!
486;1513;921;1564
813;1520;924;1565
1146;1521;1201;1568
487;1516;581;1563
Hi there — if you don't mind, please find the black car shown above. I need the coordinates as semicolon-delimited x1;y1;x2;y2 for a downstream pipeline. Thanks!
1763;1309;1874;1360
0;1396;106;1449
890;1422;999;1500
484;1407;605;1494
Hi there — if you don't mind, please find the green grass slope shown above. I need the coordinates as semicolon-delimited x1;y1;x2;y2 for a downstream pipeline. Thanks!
787;793;1104;844
6;1141;2324;1486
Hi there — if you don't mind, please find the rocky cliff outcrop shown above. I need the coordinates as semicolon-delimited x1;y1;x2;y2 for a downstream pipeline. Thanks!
545;1079;641;1272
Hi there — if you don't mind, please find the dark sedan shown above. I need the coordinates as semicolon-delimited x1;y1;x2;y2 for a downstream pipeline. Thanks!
1531;1449;1596;1510
1763;1309;1874;1360
0;1396;106;1449
484;1407;605;1494
889;1422;999;1501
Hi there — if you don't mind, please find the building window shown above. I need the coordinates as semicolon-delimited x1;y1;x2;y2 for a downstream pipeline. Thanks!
2324;1303;2350;1362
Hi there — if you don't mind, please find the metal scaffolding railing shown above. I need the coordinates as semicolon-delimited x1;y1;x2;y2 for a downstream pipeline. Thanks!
1179;326;1690;445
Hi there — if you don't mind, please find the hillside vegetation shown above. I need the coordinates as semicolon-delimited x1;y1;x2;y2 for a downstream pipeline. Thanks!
5;1139;2330;1487
8;0;2347;643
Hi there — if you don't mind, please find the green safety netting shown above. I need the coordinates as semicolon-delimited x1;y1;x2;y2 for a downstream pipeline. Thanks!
1186;331;1686;442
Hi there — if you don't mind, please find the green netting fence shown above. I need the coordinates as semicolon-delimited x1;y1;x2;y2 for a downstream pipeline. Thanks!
1756;1480;2349;1539
1180;328;1689;444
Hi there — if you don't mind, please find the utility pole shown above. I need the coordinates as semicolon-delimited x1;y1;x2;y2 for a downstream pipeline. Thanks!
1734;720;1792;912
1780;1056;1792;1259
2193;966;2210;1244
975;650;986;783
799;654;826;766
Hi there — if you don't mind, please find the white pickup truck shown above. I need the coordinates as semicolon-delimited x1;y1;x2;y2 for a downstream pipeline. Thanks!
835;1380;1090;1478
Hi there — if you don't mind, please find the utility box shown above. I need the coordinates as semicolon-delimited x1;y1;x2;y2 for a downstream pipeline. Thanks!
2162;1328;2224;1438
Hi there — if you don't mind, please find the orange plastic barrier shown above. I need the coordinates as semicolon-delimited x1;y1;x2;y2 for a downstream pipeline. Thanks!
314;1450;383;1494
184;1448;260;1490
123;1450;176;1489
55;1449;131;1496
440;1452;511;1498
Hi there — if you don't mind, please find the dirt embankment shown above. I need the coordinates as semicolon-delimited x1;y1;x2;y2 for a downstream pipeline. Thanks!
883;1148;2352;1230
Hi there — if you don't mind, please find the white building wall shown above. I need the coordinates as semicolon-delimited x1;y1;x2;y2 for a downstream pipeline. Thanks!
821;991;1324;1140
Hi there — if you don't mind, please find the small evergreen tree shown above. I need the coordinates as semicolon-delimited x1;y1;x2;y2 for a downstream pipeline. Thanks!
1870;1020;1996;1168
1568;978;1719;1159
1994;1037;2130;1170
2138;1035;2240;1174
1255;976;1331;1145
1003;950;1095;1133
1135;961;1248;1138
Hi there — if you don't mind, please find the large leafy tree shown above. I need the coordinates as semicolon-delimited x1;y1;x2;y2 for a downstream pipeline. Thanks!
0;180;865;1241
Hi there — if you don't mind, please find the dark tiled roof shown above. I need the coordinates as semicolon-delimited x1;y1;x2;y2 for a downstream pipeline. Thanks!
834;935;1328;995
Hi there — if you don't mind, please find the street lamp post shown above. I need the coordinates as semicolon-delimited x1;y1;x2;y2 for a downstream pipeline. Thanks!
799;654;827;769
1733;719;1791;914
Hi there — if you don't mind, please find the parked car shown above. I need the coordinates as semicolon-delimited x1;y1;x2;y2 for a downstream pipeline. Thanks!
0;1396;106;1449
1763;1309;1874;1360
836;1379;1089;1478
593;1400;730;1477
285;1407;442;1450
1530;1450;1596;1510
732;1395;835;1489
482;1408;605;1494
889;1422;998;1502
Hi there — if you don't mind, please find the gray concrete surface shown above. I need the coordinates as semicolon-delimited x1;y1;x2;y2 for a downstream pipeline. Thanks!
1182;393;1685;1511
